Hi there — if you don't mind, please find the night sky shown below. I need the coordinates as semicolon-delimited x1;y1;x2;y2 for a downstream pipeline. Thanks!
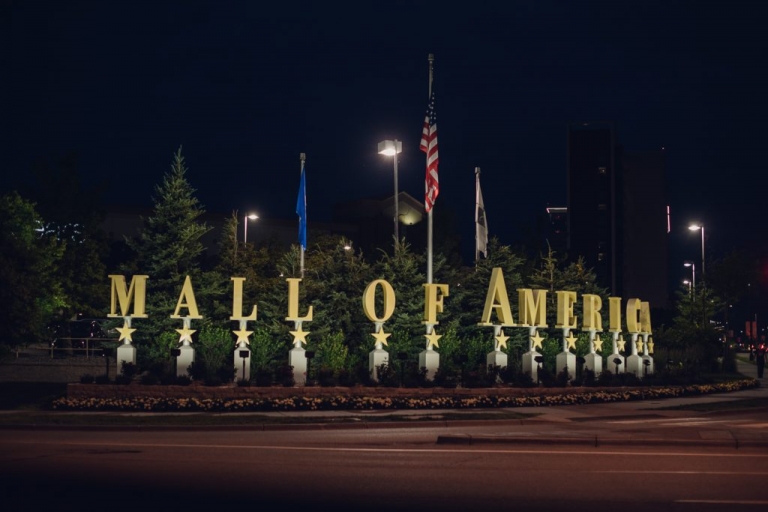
4;1;768;273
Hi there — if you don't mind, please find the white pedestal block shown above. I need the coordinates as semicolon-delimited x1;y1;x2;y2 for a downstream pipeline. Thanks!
486;350;508;369
369;349;389;382
641;355;654;376
626;354;644;377
418;349;439;381
116;343;136;376
607;354;625;375
176;345;195;377
556;351;576;382
487;351;508;384
522;351;542;383
583;353;602;375
234;346;251;382
289;346;307;386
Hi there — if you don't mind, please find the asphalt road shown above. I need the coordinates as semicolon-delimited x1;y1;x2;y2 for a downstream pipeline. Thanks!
2;422;768;512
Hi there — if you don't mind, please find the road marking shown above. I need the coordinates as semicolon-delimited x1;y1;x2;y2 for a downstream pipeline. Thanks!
660;420;742;426
592;470;768;475
676;500;768;505
6;440;768;458
609;417;725;425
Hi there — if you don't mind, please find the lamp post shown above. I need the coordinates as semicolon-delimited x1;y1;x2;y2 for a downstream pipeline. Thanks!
378;140;403;243
688;223;705;277
683;279;692;295
684;261;696;294
244;213;259;244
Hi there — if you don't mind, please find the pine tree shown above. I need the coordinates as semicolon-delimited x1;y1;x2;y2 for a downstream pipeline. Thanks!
126;147;212;346
0;192;66;350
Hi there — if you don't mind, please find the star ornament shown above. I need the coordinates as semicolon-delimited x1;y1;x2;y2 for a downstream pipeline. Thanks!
565;332;578;351
495;329;510;350
617;335;626;352
648;339;655;354
530;331;544;351
290;327;310;345
233;328;253;345
116;324;136;343
425;330;442;349
592;335;604;353
176;326;196;343
371;330;392;346
636;339;643;354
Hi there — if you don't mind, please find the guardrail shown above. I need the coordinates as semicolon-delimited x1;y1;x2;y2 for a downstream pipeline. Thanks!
49;337;116;359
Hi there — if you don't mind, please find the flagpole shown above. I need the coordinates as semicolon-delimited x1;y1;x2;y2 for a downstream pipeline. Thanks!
300;152;306;278
427;53;434;285
475;167;480;267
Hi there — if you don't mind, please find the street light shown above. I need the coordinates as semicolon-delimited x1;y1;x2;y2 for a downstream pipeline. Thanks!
684;260;696;294
688;223;705;276
244;213;259;244
378;139;403;243
683;279;692;295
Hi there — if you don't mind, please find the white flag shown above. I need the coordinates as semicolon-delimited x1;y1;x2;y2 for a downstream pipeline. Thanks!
475;169;488;260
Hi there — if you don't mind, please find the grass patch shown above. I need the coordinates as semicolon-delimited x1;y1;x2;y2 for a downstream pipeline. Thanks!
650;397;768;413
0;382;67;410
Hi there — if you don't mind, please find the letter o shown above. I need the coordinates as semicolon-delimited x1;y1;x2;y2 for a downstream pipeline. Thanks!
362;279;396;323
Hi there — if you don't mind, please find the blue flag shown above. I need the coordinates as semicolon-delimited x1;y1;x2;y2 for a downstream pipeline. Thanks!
296;164;307;250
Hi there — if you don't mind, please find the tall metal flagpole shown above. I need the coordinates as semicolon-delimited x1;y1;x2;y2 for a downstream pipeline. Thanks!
300;152;306;278
475;167;480;266
427;53;434;285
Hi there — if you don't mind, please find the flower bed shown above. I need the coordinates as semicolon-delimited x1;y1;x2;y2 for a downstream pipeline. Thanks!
52;379;759;412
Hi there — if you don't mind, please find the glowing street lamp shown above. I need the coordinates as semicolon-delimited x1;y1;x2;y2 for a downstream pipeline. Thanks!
244;213;259;244
688;223;705;276
683;279;692;294
378;139;403;243
684;260;696;294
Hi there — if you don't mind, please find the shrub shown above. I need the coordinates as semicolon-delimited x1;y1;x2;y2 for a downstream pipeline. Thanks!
555;367;572;387
140;373;159;385
337;368;356;387
79;374;95;384
174;375;192;386
254;368;273;387
514;370;535;388
236;378;250;387
94;375;110;385
276;364;295;387
374;363;398;387
114;374;132;385
317;367;337;387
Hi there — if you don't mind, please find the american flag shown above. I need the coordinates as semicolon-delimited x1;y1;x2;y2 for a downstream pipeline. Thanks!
420;90;439;212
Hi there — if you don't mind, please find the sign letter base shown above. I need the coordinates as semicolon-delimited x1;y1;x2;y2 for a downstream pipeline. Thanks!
522;351;542;384
583;353;602;375
486;351;508;383
418;349;439;381
289;346;307;386
369;348;389;383
116;344;136;376
556;351;576;382
176;345;195;377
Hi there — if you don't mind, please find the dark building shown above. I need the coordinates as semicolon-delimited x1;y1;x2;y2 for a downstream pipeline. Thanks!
567;122;668;307
544;206;568;257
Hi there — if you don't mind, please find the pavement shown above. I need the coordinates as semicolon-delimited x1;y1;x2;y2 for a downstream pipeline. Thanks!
2;357;767;448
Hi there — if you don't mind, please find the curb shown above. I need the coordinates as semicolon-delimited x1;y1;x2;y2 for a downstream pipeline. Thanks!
435;434;768;449
0;417;533;432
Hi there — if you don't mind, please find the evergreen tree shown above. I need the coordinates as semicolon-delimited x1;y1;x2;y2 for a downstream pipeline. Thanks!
371;241;427;361
126;148;212;349
0;192;66;350
21;154;110;320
